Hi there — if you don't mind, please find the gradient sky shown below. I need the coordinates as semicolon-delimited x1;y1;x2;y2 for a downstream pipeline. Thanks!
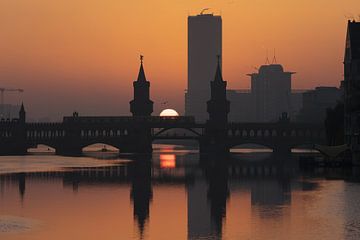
1;0;359;120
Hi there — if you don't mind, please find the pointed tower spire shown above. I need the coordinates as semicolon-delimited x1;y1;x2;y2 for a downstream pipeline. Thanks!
214;55;223;82
205;55;230;154
20;102;25;112
19;102;26;123
137;55;147;82
207;55;230;123
130;55;153;116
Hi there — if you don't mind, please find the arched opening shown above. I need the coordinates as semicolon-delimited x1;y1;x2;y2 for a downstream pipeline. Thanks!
230;143;273;153
153;127;201;138
264;130;270;137
291;144;320;153
152;128;200;153
152;139;199;153
242;130;248;137
249;130;255;137
27;144;56;154
82;143;120;154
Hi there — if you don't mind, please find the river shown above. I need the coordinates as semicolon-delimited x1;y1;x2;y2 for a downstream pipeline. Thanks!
0;144;359;240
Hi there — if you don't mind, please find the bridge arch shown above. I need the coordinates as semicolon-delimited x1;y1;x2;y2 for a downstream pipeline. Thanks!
242;130;248;137
290;143;319;153
152;127;201;138
27;143;56;154
264;129;270;137
82;143;120;152
229;143;274;153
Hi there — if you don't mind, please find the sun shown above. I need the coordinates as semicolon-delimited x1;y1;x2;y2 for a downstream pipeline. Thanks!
159;109;179;117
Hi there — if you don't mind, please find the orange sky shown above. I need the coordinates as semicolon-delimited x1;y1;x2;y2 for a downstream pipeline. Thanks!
1;0;359;120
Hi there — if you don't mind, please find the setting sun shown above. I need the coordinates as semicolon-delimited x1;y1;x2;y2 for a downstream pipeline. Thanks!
159;109;179;117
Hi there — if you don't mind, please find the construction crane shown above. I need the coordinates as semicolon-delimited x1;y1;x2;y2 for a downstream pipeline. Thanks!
0;88;24;118
0;88;24;106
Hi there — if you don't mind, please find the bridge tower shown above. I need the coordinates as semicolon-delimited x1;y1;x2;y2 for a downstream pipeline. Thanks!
127;56;154;154
130;55;153;116
202;56;230;154
19;102;25;123
0;103;27;155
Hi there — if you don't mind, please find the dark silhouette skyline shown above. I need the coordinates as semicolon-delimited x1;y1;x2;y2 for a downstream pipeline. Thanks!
1;4;353;121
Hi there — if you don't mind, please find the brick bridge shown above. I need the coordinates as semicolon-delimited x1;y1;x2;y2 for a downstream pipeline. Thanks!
0;115;325;155
0;57;327;156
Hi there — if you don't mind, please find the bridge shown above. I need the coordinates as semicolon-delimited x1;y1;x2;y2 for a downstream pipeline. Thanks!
0;114;326;156
0;57;327;156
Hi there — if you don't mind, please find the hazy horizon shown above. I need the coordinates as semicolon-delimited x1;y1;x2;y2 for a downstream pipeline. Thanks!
1;0;359;120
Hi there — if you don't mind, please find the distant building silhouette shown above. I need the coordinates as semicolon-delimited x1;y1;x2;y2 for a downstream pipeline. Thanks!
0;104;21;121
185;13;222;122
226;63;305;122
247;64;295;121
184;13;308;122
130;56;153;116
344;20;360;161
297;87;341;123
19;102;26;123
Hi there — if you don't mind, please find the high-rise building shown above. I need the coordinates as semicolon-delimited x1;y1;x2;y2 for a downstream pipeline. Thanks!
247;64;295;122
185;13;222;122
344;20;360;161
297;87;341;123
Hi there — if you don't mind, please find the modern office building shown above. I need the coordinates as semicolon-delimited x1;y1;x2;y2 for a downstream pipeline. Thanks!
297;87;341;123
185;13;305;122
228;63;304;122
185;13;222;122
344;20;360;161
247;64;296;122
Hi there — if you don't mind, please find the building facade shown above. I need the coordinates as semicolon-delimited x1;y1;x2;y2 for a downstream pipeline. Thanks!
344;20;360;160
184;14;305;122
297;87;341;123
247;64;296;122
185;13;222;122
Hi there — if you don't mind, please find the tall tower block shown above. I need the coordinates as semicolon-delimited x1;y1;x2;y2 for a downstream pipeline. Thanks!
186;13;222;122
344;20;360;162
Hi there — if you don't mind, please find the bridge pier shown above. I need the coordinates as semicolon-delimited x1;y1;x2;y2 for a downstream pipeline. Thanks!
0;142;28;155
56;145;82;156
199;138;229;156
125;127;153;154
273;144;292;157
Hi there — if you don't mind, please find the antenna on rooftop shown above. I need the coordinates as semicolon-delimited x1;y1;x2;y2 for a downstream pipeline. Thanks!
272;48;277;64
200;8;210;15
344;13;355;21
265;49;270;65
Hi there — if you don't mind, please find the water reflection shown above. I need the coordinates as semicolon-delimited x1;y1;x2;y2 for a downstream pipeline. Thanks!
160;154;176;169
0;151;360;239
130;161;152;237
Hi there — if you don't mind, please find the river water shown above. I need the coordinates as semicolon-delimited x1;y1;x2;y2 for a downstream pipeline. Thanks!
0;144;360;240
